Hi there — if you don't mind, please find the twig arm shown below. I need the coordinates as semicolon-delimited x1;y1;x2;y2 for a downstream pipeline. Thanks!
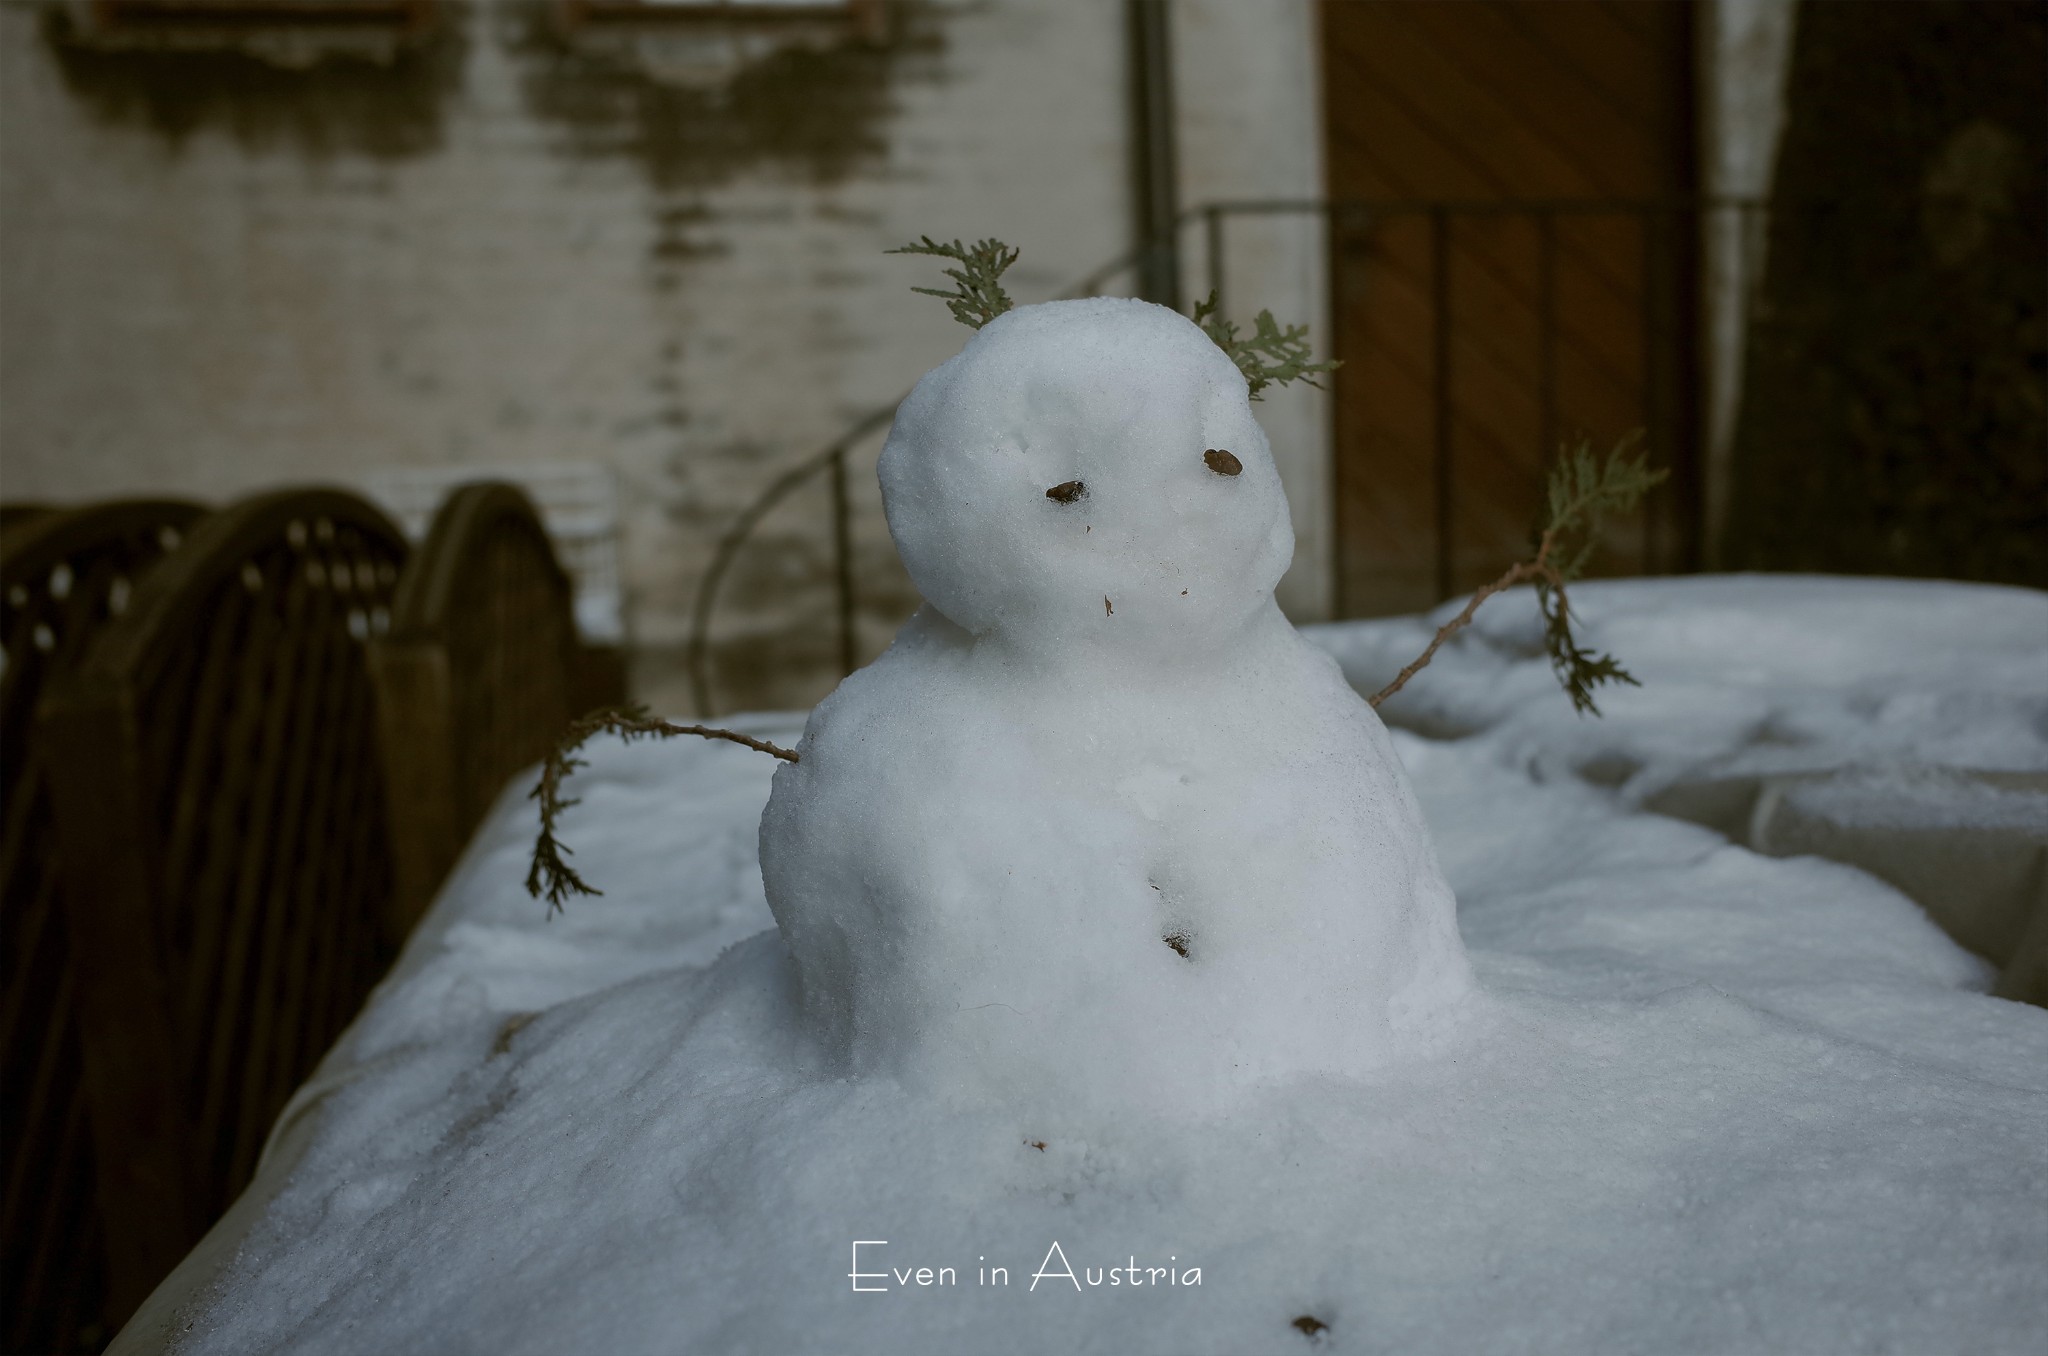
650;722;800;763
525;705;797;912
1367;555;1552;708
1366;437;1663;718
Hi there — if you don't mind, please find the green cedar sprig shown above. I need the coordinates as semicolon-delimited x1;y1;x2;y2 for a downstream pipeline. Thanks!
1533;436;1668;713
1191;290;1340;400
526;704;797;913
1370;435;1667;716
888;241;1338;404
888;236;1020;330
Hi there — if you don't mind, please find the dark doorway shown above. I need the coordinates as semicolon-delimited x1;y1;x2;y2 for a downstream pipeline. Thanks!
1319;0;1699;615
1725;0;2047;587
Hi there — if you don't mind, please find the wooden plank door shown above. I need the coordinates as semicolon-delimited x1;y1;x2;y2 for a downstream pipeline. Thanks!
1320;0;1698;615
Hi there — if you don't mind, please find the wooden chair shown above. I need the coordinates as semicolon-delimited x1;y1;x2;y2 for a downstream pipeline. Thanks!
370;481;610;933
2;499;204;1356
37;489;408;1325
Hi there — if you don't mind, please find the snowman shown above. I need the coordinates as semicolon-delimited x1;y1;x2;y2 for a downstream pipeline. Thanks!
759;296;1472;1112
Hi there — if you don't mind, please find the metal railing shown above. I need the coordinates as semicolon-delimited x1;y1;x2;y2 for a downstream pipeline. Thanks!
1316;196;1752;610
687;197;1770;715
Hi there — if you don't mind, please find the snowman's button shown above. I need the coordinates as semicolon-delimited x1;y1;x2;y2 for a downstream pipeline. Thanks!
1203;449;1243;476
1046;480;1087;503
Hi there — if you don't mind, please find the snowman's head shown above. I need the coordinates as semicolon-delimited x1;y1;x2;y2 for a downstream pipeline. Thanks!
879;297;1295;661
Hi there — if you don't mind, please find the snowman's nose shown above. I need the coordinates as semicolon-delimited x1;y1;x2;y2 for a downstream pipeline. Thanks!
1046;480;1086;504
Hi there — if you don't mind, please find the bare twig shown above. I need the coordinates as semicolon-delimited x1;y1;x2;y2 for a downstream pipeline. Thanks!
1369;436;1666;716
526;704;797;913
1368;555;1553;708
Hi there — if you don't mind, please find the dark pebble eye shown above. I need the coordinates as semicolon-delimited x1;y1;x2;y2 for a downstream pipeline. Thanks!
1046;480;1086;503
1203;449;1242;476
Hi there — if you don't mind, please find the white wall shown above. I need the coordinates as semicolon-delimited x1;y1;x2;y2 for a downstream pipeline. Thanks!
1172;0;1333;623
0;0;1340;708
0;1;1137;712
1696;0;1798;567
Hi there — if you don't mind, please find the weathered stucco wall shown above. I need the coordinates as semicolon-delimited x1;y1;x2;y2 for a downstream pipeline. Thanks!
1172;0;1332;625
1696;0;1797;567
0;1;1161;712
1;1;1339;712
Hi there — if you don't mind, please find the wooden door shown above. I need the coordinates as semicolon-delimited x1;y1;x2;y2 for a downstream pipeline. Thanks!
1320;0;1698;615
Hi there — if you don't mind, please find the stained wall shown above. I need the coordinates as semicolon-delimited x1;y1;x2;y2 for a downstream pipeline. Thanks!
5;2;1336;714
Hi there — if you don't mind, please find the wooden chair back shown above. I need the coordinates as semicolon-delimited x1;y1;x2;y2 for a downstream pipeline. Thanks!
36;489;407;1323
2;499;204;1355
370;482;581;931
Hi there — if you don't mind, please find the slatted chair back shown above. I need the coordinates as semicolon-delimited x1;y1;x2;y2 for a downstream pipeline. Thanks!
36;489;408;1324
371;482;580;932
2;499;203;1356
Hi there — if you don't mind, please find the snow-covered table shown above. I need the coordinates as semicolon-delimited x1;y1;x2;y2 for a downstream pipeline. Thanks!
118;576;2048;1356
1312;575;2048;1001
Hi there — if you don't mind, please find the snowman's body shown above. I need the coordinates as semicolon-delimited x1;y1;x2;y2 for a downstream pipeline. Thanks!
760;298;1471;1110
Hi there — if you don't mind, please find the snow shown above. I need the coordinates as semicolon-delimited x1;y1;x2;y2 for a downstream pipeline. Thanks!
168;711;2048;1356
876;297;1293;659
1308;574;2048;781
1307;575;2048;999
766;299;1468;1109
147;306;2048;1353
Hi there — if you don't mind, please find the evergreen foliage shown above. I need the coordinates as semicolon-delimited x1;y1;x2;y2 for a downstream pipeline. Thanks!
889;240;1338;403
1534;437;1668;714
887;236;1020;330
1369;436;1666;716
1191;290;1340;400
527;704;797;910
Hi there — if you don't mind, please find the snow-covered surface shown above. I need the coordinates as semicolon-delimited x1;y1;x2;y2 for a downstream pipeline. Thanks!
1307;575;2048;998
1308;575;2048;780
132;304;2048;1356
145;580;2048;1355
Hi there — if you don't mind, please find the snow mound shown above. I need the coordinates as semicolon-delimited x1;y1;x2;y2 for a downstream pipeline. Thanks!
762;298;1470;1109
1309;574;2048;780
176;730;2048;1356
143;329;2048;1354
1307;575;2048;998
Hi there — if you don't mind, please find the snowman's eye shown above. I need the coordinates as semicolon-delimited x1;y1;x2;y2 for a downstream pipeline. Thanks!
1046;480;1086;504
1203;449;1242;476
